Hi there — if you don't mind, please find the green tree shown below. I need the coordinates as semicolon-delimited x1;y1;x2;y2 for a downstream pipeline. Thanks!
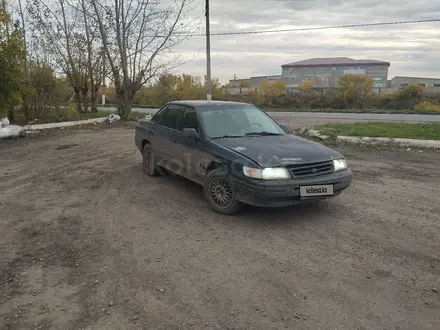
176;74;203;100
205;77;223;99
393;84;425;110
0;5;26;121
395;84;424;101
25;62;60;120
154;74;180;104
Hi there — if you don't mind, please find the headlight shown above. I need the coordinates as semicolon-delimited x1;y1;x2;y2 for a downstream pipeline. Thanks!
243;166;291;180
333;159;347;172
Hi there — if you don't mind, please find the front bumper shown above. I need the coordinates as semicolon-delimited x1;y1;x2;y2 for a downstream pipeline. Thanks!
232;169;353;207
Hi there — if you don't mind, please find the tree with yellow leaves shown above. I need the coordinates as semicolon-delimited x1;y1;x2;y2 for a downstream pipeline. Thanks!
337;74;373;109
298;81;313;93
258;80;287;106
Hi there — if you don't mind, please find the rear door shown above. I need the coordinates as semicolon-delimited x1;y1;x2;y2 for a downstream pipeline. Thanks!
146;105;167;158
152;105;184;168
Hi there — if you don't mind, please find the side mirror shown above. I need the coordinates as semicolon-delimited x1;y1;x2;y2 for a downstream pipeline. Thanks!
183;128;200;139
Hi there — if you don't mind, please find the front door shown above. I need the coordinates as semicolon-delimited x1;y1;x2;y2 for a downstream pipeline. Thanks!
173;106;205;184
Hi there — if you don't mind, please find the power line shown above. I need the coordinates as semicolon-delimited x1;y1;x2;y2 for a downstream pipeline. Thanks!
217;0;314;3
173;18;440;37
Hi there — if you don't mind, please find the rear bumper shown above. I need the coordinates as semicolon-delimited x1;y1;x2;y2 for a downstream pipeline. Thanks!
232;169;353;207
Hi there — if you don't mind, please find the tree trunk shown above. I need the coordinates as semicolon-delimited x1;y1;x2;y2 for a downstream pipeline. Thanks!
74;88;82;113
117;103;124;117
8;106;15;124
82;90;88;113
116;92;134;120
123;96;134;120
22;103;30;121
91;85;99;112
81;86;89;112
91;98;97;113
116;87;134;120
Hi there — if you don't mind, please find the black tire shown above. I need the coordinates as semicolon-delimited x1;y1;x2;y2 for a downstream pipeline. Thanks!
158;167;170;175
142;143;159;176
204;168;241;215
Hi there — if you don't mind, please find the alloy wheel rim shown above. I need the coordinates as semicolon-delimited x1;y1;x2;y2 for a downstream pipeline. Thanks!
209;178;233;208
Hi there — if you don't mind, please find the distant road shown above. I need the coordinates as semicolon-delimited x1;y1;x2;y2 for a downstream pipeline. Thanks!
268;112;440;129
98;107;440;129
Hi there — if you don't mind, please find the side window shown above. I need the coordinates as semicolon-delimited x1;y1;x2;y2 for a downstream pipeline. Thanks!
150;105;168;123
179;107;200;132
159;105;184;130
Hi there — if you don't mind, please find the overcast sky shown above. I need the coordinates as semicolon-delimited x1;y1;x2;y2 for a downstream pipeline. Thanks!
172;0;440;83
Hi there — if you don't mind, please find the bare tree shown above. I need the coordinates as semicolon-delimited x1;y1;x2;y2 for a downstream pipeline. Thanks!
27;0;102;112
89;0;193;119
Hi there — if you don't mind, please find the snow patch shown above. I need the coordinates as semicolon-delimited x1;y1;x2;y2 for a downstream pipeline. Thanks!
0;125;24;139
0;117;25;139
1;117;10;127
107;114;121;122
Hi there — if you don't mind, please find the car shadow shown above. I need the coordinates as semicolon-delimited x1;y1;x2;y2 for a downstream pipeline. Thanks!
236;201;337;227
140;169;337;225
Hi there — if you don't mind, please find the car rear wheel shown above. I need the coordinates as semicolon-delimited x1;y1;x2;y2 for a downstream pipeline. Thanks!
142;143;159;176
204;168;241;215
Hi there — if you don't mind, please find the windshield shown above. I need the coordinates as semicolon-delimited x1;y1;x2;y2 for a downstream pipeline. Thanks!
200;105;286;139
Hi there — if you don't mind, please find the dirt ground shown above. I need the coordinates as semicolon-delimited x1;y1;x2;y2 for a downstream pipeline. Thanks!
1;127;439;330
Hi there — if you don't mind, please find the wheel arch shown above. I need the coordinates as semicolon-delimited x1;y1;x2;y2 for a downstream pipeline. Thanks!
205;160;228;176
141;139;150;150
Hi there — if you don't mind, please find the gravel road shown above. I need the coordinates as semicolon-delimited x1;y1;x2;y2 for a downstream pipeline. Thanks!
1;127;439;330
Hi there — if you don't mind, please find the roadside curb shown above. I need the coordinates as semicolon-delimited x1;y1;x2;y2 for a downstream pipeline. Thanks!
299;128;440;149
335;136;440;149
23;117;108;131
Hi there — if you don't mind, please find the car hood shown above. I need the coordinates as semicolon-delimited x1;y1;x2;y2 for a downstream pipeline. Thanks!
213;135;343;167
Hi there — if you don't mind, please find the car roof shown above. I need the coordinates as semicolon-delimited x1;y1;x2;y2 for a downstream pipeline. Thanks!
168;100;253;109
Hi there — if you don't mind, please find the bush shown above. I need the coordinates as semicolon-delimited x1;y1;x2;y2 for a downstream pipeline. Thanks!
414;101;440;112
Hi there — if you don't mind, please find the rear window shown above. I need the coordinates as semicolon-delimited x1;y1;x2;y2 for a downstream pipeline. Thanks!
150;106;168;123
158;105;184;130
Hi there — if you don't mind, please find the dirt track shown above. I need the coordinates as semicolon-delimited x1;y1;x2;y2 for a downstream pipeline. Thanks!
1;127;439;330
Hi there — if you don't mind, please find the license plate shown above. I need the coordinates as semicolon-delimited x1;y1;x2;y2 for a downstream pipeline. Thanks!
300;185;334;197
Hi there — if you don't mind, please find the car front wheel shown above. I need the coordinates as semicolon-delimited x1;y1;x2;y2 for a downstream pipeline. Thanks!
204;168;241;215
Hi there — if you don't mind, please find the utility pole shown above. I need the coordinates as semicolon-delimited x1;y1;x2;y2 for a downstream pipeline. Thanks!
205;0;212;101
102;48;106;105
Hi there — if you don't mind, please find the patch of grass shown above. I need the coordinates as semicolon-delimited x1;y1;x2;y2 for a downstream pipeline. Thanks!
100;103;162;109
266;108;440;114
76;110;114;120
13;105;148;125
315;122;440;141
13;106;114;125
128;111;147;121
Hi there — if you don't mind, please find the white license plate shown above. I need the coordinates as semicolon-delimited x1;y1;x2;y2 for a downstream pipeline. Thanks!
300;185;334;197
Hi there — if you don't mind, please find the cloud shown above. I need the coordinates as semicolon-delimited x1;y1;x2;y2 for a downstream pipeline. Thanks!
171;0;440;83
